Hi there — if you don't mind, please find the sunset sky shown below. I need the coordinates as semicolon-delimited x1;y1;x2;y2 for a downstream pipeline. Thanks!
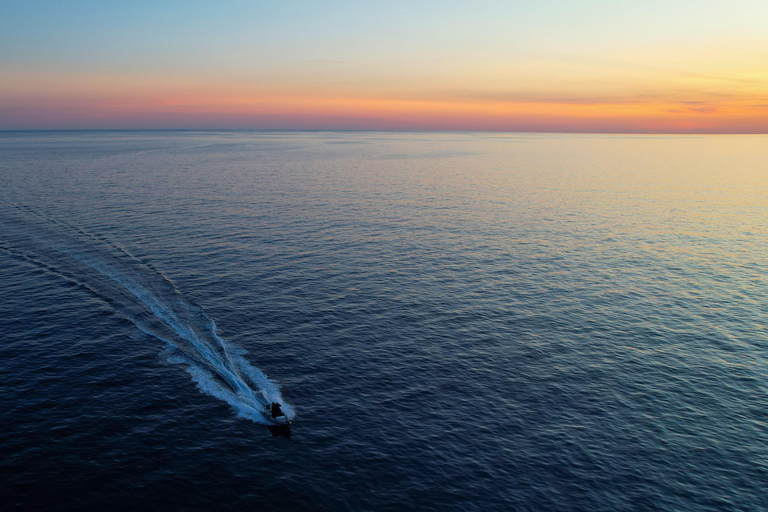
2;0;767;132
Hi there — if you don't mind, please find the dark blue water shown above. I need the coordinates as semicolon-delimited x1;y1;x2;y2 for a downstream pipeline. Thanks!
1;131;767;511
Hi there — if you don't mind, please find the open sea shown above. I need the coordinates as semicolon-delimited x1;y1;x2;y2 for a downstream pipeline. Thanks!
1;131;767;511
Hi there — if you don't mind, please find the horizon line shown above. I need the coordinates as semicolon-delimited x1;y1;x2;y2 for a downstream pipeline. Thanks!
2;128;768;135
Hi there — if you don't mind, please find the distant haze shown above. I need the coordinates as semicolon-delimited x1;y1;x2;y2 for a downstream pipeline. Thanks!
2;0;767;132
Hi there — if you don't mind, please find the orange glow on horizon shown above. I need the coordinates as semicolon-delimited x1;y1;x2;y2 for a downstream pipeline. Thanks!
2;54;767;132
3;91;765;133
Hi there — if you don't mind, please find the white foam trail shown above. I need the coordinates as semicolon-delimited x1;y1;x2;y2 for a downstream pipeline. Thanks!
69;247;291;419
0;207;292;424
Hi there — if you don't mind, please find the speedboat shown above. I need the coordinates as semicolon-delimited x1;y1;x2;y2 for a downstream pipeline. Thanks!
262;403;292;426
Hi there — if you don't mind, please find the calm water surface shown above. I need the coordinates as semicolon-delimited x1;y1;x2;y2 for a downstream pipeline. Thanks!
1;131;767;511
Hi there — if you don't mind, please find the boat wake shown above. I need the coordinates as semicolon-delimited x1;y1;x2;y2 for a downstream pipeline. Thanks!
0;204;293;424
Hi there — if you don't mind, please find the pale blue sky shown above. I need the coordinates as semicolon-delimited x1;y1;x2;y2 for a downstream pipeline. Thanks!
3;0;765;74
1;1;766;131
